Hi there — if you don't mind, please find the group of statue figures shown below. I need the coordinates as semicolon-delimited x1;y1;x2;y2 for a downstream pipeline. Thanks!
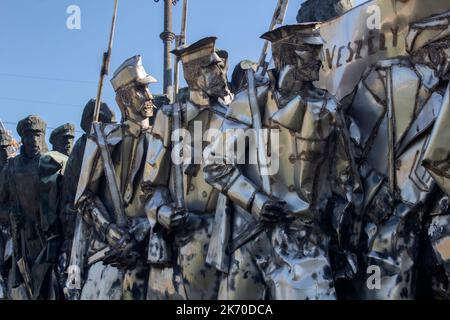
0;9;450;300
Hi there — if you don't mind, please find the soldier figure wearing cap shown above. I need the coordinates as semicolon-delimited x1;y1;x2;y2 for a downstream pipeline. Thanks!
143;37;232;299
73;55;157;300
49;123;75;157
0;115;65;299
345;11;450;299
203;23;361;300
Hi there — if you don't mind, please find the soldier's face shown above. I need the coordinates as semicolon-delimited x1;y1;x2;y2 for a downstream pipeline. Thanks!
53;135;74;156
200;61;230;99
293;44;323;81
119;83;155;121
22;130;43;158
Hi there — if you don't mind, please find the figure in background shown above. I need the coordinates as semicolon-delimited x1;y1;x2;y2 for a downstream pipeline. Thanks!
229;60;258;95
344;11;450;299
74;55;157;300
49;123;75;157
0;128;16;299
0;115;65;300
296;0;353;23
204;23;361;300
59;100;115;298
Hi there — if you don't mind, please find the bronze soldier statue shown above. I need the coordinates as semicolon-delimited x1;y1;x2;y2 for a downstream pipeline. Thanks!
49;123;75;156
203;23;361;300
345;11;450;299
73;55;157;300
0;115;66;300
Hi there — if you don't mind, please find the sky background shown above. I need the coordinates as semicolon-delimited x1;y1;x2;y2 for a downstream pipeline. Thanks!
0;0;366;143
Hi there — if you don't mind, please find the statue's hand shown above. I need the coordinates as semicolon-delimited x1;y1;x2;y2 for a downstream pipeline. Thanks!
106;223;127;247
157;204;189;231
102;234;140;269
251;192;286;226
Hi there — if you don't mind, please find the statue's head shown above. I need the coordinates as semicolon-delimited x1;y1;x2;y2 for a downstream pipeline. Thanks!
17;115;47;159
111;55;157;122
407;11;450;81
172;37;231;102
230;60;258;94
262;23;325;83
0;129;14;167
80;99;116;134
49;123;75;156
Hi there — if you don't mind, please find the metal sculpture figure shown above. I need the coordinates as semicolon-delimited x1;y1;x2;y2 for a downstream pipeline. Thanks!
59;100;115;298
344;10;450;299
203;23;361;300
144;37;233;299
73;56;158;300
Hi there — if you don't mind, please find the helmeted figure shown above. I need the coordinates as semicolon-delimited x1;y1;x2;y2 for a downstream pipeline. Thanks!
73;55;157;300
144;37;232;300
50;123;75;156
0;128;16;298
59;100;115;297
203;23;361;300
345;11;450;299
0;115;66;300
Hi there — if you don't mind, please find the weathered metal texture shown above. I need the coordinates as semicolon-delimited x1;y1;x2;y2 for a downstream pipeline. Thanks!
0;116;66;300
203;22;360;300
317;0;450;101
344;9;450;299
72;56;158;300
297;0;353;23
167;94;230;300
142;37;233;299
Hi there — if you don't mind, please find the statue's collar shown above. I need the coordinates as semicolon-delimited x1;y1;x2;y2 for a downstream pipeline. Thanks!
189;90;210;107
122;118;149;138
271;94;304;131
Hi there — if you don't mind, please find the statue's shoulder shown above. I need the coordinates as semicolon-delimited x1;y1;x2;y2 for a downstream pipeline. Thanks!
40;151;68;176
151;104;173;144
102;123;122;138
226;82;271;126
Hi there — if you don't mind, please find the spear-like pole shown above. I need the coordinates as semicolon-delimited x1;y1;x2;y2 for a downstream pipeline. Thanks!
93;0;119;123
173;0;188;102
0;119;6;132
257;0;289;76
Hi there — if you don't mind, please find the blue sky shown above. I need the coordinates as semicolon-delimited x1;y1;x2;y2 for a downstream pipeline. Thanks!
0;0;365;142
